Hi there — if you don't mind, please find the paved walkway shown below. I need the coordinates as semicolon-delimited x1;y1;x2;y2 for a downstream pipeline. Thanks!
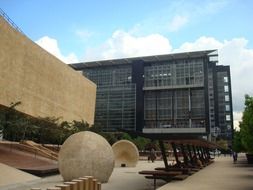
0;163;40;188
103;161;166;190
158;153;253;190
1;161;166;190
1;154;253;190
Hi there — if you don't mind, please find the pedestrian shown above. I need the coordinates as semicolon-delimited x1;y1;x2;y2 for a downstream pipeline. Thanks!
148;148;157;163
232;151;238;163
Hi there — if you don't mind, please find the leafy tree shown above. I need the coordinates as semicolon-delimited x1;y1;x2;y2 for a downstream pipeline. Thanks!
232;130;244;152
100;132;117;145
0;102;155;149
71;120;89;132
216;139;228;150
144;140;159;151
118;132;153;151
2;101;25;141
121;133;133;141
132;137;151;150
240;95;253;153
89;122;104;133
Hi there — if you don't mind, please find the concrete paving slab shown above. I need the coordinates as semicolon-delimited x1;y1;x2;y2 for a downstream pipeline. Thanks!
3;154;253;190
1;160;165;190
103;161;166;190
0;163;40;188
158;154;253;190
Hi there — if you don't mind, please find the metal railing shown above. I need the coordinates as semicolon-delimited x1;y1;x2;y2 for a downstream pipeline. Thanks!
0;7;25;34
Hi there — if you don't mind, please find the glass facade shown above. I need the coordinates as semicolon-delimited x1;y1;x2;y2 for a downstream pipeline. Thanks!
71;50;233;140
143;58;206;130
83;66;132;86
95;85;136;131
144;59;204;88
83;66;136;132
144;89;205;129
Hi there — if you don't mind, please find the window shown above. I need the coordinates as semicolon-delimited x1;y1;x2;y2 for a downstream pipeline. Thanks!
209;55;218;62
225;105;230;111
224;85;229;92
225;95;230;102
226;115;231;121
224;76;228;83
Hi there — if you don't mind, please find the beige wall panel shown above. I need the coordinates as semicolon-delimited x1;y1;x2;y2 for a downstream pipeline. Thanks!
0;16;96;124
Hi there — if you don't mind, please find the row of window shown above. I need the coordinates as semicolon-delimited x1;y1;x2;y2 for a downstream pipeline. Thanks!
144;60;204;88
144;89;205;122
83;66;132;86
95;84;136;131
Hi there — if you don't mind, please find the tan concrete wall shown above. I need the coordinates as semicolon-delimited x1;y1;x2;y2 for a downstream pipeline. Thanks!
0;16;96;124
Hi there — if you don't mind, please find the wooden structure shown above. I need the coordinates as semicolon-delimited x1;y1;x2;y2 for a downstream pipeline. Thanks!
31;176;102;190
21;140;58;161
127;131;218;189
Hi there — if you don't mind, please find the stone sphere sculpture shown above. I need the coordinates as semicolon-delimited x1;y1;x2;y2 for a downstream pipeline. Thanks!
112;140;139;167
58;131;114;182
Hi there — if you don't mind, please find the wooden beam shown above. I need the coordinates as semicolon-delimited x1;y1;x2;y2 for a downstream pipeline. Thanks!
158;140;169;169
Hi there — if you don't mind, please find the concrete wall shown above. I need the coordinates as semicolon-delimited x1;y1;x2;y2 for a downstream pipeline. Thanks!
0;16;96;124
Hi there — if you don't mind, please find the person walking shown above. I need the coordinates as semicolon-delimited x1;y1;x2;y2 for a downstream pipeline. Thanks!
232;151;238;163
148;148;157;163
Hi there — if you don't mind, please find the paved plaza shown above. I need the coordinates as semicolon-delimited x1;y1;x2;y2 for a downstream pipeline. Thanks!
158;154;253;190
1;154;253;190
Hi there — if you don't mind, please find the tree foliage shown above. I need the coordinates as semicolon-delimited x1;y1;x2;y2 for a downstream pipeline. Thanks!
240;95;253;153
0;102;153;150
0;102;92;144
232;130;244;152
216;139;228;150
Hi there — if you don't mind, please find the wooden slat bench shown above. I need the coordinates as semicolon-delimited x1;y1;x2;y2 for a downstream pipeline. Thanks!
139;170;182;189
145;175;172;182
172;174;189;180
139;170;182;176
155;167;191;174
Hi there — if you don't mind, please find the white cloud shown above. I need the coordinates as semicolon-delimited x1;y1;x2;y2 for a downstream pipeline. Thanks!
174;36;223;52
35;36;79;64
84;30;172;61
220;39;253;114
168;15;188;32
233;111;242;131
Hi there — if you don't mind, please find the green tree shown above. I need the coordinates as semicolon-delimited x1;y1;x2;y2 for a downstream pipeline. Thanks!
121;133;133;141
232;130;244;152
71;120;89;132
240;95;253;153
132;137;151;150
2;101;25;141
100;133;117;145
216;139;228;150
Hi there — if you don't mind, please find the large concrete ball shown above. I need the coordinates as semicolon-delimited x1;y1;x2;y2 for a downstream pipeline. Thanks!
112;140;139;167
58;131;114;182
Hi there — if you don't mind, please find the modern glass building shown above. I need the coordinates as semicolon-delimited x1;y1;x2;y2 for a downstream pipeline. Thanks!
71;50;233;141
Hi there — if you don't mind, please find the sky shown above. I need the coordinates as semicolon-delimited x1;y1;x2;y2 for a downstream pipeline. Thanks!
1;0;253;129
